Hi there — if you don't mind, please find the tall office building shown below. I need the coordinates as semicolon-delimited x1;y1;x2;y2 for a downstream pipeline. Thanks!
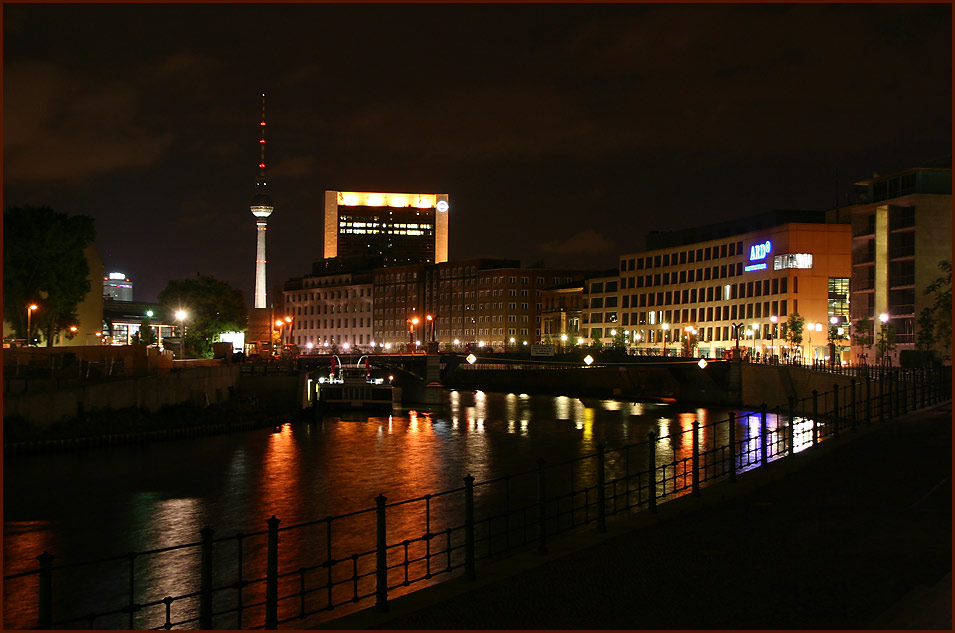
103;272;133;301
846;158;951;358
323;191;449;266
251;94;274;309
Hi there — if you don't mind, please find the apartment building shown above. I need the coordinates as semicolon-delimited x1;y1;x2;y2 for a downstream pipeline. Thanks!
612;211;851;360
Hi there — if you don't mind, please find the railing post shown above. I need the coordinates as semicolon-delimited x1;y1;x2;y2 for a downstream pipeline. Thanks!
691;422;701;496
811;390;819;446
463;475;476;580
727;412;737;483
648;431;657;513
37;551;54;629
865;376;872;426
788;396;797;456
832;384;840;440
200;526;215;630
850;379;858;433
759;404;768;466
900;372;907;413
537;459;548;555
920;367;927;409
892;369;900;418
375;495;388;611
879;371;886;423
596;444;607;533
265;515;280;629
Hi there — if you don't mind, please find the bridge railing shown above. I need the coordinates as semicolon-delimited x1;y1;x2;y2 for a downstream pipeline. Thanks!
4;367;950;630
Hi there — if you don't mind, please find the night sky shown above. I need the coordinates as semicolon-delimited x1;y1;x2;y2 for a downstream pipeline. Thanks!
4;3;951;304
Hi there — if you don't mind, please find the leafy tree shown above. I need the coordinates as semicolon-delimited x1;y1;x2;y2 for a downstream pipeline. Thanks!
827;323;849;365
786;313;805;350
158;276;247;358
916;308;936;351
921;260;952;351
852;315;874;360
590;333;604;350
876;321;897;363
3;205;95;346
611;329;628;349
132;317;158;345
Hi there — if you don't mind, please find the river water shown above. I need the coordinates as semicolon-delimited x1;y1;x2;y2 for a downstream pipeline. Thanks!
3;390;776;629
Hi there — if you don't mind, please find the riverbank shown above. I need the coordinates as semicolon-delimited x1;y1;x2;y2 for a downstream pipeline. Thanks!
2;401;300;456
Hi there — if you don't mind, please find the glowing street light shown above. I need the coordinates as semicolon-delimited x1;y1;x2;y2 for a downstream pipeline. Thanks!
769;315;778;362
26;304;38;346
175;310;187;358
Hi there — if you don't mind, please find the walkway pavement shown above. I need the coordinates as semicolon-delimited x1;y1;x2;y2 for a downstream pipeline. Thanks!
321;401;952;630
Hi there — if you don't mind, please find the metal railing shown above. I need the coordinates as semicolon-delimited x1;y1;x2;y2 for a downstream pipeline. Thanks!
4;367;950;630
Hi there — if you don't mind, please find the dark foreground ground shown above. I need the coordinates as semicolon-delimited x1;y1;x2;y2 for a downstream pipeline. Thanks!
322;401;952;630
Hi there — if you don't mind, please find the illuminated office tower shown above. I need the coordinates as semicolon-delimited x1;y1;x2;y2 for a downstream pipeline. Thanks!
323;191;449;266
250;93;274;309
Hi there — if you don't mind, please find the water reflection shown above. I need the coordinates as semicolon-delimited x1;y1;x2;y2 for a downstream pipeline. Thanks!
4;391;745;629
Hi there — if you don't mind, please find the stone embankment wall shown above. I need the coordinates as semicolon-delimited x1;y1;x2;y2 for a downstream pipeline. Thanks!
3;365;241;429
739;363;855;409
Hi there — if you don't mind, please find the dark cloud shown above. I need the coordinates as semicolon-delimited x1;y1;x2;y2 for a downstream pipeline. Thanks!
538;230;618;256
2;3;949;303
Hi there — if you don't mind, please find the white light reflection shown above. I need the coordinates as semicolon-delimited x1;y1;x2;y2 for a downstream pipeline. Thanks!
628;402;646;416
601;399;621;411
520;419;529;435
555;395;573;420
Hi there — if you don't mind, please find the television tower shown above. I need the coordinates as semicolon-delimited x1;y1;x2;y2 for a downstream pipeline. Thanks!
250;93;274;309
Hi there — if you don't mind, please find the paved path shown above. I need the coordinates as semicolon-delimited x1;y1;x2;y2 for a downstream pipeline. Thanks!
322;401;952;630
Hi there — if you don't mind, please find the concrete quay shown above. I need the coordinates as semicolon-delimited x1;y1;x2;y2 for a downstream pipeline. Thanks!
322;401;952;630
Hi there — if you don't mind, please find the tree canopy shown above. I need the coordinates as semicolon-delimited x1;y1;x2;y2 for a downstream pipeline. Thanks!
158;276;247;358
920;260;952;352
3;205;96;345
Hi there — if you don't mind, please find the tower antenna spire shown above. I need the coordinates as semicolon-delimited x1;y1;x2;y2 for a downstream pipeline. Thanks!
250;91;275;310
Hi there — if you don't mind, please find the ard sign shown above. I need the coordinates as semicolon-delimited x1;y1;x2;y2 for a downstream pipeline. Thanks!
745;240;772;272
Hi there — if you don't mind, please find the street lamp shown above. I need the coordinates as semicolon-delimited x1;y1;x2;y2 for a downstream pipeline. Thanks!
175;310;187;358
684;325;695;357
26;304;38;346
730;322;745;360
878;313;890;366
408;316;419;352
426;314;435;342
662;323;670;356
769;315;778;362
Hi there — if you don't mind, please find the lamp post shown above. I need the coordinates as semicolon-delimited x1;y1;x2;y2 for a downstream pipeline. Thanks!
560;333;568;354
662;323;670;356
684;325;695;357
26;304;38;346
426;314;435;342
769;315;777;363
730;322;743;361
634;332;642;355
878;313;890;367
175;310;187;358
408;316;419;353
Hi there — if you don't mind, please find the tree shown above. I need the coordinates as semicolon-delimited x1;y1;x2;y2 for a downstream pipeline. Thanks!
852;315;874;361
132;316;158;345
3;205;96;346
921;260;952;351
611;329;628;349
786;313;805;352
158;276;247;358
876;321;897;364
827;323;849;365
916;308;936;351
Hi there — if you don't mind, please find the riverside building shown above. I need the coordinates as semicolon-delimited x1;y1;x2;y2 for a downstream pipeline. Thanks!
845;158;951;361
610;211;851;361
373;259;590;351
323;191;450;266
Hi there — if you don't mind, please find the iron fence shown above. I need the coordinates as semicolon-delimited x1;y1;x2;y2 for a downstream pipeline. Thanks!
3;367;950;630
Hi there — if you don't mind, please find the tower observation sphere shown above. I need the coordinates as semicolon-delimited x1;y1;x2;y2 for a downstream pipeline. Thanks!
251;93;274;309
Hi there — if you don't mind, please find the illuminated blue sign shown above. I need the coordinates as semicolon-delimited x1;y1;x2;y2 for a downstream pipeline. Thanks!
744;263;767;272
750;240;772;261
